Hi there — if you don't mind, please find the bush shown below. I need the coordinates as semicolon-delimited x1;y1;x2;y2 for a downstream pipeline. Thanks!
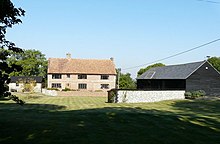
62;88;72;91
185;90;206;99
108;89;117;103
94;90;103;92
47;88;59;91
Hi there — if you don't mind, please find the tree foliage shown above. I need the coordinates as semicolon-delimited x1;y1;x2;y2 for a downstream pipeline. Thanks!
116;69;136;89
119;73;136;89
7;49;47;78
208;57;220;72
137;63;165;77
0;0;25;104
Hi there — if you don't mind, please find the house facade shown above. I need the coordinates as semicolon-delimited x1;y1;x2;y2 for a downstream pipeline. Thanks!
137;61;220;96
47;54;117;91
9;76;43;93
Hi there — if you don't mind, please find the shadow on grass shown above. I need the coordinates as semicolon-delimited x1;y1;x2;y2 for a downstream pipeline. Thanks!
0;100;220;144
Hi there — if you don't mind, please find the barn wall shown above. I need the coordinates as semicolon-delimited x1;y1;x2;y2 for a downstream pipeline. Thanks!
137;79;185;90
186;62;220;96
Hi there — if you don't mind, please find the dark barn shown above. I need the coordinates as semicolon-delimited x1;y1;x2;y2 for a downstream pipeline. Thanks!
137;61;220;96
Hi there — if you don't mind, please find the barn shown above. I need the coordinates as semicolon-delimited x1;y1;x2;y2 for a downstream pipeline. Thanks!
137;61;220;96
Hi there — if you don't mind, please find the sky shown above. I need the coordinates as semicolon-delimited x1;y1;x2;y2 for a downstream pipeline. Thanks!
7;0;220;78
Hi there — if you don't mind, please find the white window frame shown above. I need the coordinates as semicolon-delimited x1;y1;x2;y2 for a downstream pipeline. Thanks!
101;84;109;89
52;83;62;88
52;74;62;79
78;83;87;89
101;75;109;80
78;74;87;79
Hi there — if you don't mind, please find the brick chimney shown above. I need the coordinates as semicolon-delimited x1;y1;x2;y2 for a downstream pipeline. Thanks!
66;53;71;59
110;57;114;61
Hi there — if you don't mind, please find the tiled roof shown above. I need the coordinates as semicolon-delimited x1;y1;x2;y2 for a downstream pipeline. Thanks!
137;61;206;79
48;58;117;75
10;76;43;83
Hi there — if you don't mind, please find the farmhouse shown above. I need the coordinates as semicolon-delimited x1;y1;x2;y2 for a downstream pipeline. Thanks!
9;76;43;93
47;54;117;91
137;60;220;96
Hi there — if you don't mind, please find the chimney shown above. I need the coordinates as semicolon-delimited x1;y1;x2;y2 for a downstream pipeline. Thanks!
110;57;114;61
66;53;71;59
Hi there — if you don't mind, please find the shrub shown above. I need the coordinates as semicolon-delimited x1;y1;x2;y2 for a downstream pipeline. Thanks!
185;90;206;99
47;88;59;91
94;90;103;92
62;88;72;91
108;89;117;103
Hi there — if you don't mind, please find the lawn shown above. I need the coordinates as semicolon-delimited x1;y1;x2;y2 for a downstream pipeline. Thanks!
0;93;220;144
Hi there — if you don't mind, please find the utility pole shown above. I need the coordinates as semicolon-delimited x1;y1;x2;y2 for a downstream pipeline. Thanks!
117;68;121;89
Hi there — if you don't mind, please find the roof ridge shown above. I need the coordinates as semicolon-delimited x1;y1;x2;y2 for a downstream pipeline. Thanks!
48;58;113;61
164;60;205;67
137;60;206;79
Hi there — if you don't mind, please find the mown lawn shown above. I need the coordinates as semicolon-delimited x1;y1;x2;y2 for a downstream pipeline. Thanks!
0;93;220;144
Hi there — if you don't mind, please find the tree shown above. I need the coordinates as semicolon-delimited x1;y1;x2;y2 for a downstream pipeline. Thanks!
137;63;165;77
119;73;136;89
208;57;220;72
7;49;47;78
0;0;25;104
116;68;136;89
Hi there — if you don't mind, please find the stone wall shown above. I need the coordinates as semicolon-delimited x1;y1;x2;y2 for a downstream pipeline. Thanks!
108;90;185;103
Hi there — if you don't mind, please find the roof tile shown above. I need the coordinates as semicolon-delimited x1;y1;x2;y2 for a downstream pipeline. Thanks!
137;61;206;79
48;58;116;75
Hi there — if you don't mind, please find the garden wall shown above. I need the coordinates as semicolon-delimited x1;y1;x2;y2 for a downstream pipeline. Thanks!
42;89;107;97
56;91;107;97
108;90;185;103
42;89;57;96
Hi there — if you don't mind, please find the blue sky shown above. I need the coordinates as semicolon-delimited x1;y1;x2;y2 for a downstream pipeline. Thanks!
7;0;220;78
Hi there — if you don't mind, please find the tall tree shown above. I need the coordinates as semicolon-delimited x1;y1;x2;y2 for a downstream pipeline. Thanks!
119;73;136;89
116;69;136;89
208;57;220;72
0;0;25;104
137;63;165;77
8;49;47;78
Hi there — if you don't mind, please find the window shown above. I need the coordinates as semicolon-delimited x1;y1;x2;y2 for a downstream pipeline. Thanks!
101;84;109;89
101;75;109;80
52;74;62;79
52;83;61;88
78;83;87;89
78;74;87;79
67;74;70;78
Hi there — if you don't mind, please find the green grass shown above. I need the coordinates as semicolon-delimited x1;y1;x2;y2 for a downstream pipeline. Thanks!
0;93;220;144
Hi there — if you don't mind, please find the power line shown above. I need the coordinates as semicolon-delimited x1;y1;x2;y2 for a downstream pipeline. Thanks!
122;38;220;70
197;0;220;4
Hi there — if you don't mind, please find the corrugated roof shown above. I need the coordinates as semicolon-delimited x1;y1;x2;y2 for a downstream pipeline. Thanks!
137;61;206;79
48;58;117;75
10;76;43;83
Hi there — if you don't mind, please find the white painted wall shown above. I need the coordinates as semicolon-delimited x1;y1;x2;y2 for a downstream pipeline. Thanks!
42;89;57;96
111;90;185;103
9;83;42;93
